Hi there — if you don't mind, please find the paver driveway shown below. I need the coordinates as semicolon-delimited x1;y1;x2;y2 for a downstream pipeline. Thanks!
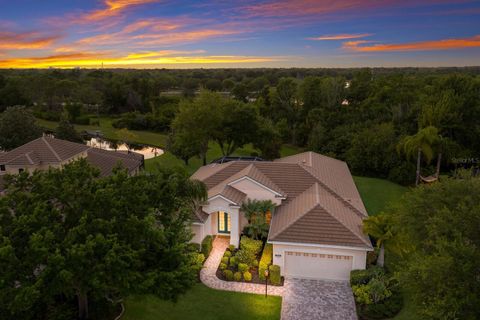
281;278;357;320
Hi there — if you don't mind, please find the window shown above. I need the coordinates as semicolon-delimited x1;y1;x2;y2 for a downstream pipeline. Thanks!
0;164;5;171
18;168;24;173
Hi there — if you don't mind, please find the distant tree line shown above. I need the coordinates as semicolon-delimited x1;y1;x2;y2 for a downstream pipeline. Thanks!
0;67;479;184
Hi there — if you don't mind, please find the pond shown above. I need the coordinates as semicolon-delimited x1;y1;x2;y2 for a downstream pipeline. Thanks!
85;137;163;160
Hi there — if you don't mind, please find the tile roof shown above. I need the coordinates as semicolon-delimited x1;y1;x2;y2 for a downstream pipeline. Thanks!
192;151;372;249
0;136;143;177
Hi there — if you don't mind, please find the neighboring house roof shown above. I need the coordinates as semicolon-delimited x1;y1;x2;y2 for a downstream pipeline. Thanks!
191;151;372;249
0;136;143;177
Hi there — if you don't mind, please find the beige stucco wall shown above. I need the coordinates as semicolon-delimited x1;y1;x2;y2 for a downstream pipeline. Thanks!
271;242;367;277
228;178;283;205
191;224;204;244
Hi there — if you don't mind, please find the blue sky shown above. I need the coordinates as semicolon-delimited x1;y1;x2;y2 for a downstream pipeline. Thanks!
0;0;479;68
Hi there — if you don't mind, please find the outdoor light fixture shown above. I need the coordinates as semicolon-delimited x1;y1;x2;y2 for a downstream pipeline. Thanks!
264;269;269;298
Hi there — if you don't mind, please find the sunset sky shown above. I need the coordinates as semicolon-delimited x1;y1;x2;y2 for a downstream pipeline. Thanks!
1;0;479;68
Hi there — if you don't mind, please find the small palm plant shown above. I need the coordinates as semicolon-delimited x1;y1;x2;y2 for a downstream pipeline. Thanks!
241;199;275;240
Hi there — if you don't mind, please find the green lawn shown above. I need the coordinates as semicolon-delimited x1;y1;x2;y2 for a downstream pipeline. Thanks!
36;117;168;147
353;176;408;216
123;284;282;320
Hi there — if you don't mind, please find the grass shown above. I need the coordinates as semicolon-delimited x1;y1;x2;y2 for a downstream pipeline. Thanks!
353;176;408;216
122;284;282;320
36;117;168;147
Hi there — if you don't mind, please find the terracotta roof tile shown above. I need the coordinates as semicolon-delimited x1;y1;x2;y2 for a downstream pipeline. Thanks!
192;151;372;249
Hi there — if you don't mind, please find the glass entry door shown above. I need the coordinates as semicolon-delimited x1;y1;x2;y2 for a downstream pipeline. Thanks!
218;211;231;234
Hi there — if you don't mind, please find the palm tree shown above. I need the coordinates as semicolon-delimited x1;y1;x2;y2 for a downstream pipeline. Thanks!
241;199;275;240
363;214;394;267
398;126;442;185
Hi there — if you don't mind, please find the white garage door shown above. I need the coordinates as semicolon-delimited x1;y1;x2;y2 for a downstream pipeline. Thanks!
284;251;353;281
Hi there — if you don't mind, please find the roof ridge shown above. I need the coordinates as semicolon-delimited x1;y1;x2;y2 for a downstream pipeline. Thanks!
300;164;365;218
269;183;319;239
250;163;286;196
42;136;62;162
25;151;34;165
314;197;372;247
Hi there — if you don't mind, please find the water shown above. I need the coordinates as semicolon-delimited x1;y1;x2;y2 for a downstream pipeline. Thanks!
85;137;164;160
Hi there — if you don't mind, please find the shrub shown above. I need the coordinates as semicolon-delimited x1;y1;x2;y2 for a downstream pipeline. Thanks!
201;235;213;258
359;287;403;319
229;256;237;267
233;272;242;282
259;243;273;280
228;244;235;252
243;271;252;282
350;266;384;286
221;257;229;265
190;252;205;273
223;250;232;258
240;236;263;255
187;242;201;252
268;265;281;285
235;249;256;266
219;263;227;270
351;267;403;319
224;270;234;281
252;260;258;268
238;263;249;273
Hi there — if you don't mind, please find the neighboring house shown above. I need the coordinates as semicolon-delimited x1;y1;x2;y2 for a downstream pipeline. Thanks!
0;136;144;189
191;151;373;281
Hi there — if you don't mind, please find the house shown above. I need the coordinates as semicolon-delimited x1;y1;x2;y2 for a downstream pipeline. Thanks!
190;151;373;281
0;136;144;188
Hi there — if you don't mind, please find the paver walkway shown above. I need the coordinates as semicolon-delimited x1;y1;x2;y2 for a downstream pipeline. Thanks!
200;236;285;296
200;236;357;320
281;278;357;320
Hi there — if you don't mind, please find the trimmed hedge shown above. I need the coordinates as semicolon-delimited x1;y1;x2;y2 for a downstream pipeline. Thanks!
228;244;236;251
259;243;273;280
201;235;213;258
234;272;242;282
268;265;281;285
238;263;249;273
243;271;252;282
223;250;232;258
219;263;227;270
221;257;229;265
224;270;234;281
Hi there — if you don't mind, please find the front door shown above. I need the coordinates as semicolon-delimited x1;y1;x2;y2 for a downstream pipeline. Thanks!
218;211;231;234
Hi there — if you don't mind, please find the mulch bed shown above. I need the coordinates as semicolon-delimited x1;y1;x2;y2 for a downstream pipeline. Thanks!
215;248;284;286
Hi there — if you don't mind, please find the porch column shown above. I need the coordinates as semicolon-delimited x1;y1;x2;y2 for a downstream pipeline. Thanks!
229;207;240;248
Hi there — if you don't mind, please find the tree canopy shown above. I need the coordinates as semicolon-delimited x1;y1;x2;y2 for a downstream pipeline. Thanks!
0;159;206;320
0;106;42;151
390;174;480;319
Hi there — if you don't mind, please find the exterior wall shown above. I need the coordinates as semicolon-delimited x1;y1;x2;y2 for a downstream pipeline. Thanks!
271;242;368;276
191;223;204;244
229;178;283;205
201;197;241;247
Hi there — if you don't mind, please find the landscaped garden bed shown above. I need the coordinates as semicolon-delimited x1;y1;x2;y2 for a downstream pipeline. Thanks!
216;236;284;286
350;266;403;320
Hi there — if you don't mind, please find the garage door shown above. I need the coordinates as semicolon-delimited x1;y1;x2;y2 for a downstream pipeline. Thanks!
284;251;353;281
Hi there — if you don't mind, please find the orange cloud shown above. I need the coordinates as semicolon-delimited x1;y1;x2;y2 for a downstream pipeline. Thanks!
243;0;390;17
0;51;283;68
343;35;480;52
307;33;372;41
75;0;159;23
0;32;60;50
